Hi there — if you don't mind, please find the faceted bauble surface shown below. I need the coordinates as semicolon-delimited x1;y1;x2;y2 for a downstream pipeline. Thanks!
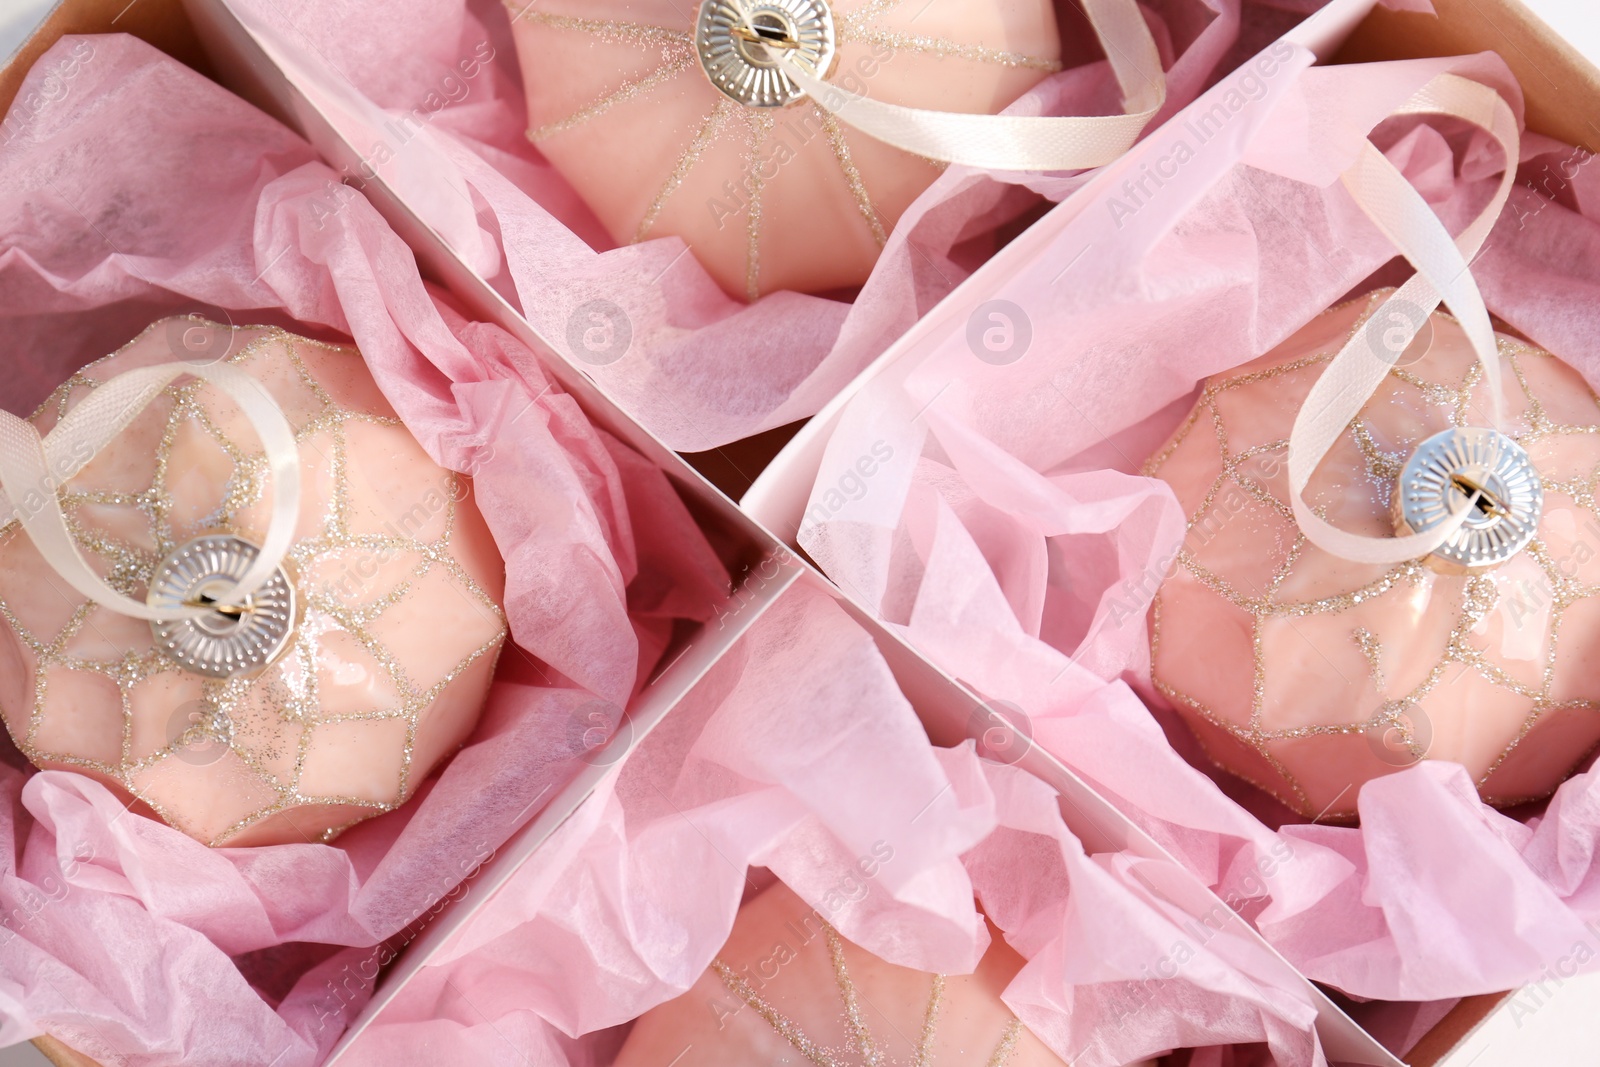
614;882;1105;1067
508;0;1061;300
1148;293;1600;821
0;319;507;846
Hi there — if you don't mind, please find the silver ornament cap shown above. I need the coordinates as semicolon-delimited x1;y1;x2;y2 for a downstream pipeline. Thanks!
147;534;296;679
696;0;836;108
1394;427;1542;575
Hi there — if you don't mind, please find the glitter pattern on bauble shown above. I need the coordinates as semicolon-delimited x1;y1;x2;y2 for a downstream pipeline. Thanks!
1146;291;1600;821
505;0;1063;300
613;882;1135;1067
0;318;507;846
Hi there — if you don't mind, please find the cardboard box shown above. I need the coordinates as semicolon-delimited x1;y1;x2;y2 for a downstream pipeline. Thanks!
173;0;1439;1061
0;4;1351;1066
739;2;1600;1064
1;1;1380;1064
6;0;1599;1064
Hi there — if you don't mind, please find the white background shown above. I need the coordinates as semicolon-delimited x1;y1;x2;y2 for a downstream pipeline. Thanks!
0;0;1596;1065
0;0;55;64
1521;0;1600;61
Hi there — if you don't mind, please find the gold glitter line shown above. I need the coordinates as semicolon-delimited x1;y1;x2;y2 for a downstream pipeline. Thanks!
1140;397;1210;478
825;923;882;1066
635;98;738;243
987;1019;1024;1066
23;664;46;749
744;110;776;301
713;919;1036;1065
1353;627;1386;692
711;959;845;1067
820;112;887;248
836;0;905;34
912;972;945;1067
1349;419;1405;482
838;28;1062;72
1248;612;1267;733
529;51;695;142
505;9;690;48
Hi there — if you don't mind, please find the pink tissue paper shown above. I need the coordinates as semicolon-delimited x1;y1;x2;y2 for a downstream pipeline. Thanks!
217;0;1377;452
798;38;1600;1037
341;581;1330;1067
0;34;728;1066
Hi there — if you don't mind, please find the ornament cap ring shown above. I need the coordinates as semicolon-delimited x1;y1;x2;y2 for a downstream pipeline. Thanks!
148;533;297;679
1394;427;1543;575
696;0;837;108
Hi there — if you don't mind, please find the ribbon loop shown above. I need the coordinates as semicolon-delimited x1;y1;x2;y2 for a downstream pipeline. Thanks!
1286;73;1521;566
768;0;1166;172
0;344;301;622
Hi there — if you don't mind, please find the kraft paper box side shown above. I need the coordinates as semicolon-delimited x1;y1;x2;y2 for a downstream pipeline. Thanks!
1338;0;1600;155
0;0;208;115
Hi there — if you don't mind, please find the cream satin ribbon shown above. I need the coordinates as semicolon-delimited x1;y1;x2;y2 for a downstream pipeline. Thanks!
0;359;301;621
766;0;1166;172
1286;73;1521;565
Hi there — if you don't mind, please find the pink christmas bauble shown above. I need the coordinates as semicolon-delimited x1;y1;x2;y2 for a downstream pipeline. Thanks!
0;319;507;846
616;882;1153;1067
506;0;1062;300
1148;292;1600;821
